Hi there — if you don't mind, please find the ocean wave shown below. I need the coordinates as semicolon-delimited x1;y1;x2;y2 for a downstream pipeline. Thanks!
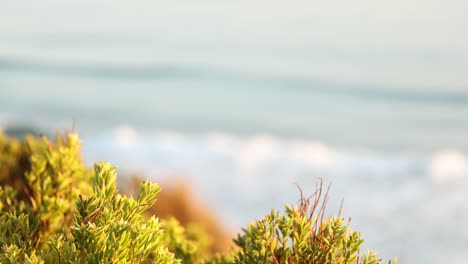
86;125;468;185
2;56;468;105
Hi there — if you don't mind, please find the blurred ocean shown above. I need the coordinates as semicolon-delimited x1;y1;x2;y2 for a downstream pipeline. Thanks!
1;1;468;262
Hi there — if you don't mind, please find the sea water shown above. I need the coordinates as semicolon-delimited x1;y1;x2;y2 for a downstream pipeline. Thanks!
1;1;468;262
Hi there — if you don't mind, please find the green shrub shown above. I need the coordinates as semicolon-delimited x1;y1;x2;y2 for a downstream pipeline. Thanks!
0;133;93;249
42;162;176;264
0;133;177;263
213;184;397;264
162;217;213;264
0;132;396;263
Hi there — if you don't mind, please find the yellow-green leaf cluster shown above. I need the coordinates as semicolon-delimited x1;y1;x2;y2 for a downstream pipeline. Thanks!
0;132;396;264
0;133;178;263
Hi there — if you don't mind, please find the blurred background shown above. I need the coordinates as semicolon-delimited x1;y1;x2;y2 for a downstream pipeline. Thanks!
1;0;468;262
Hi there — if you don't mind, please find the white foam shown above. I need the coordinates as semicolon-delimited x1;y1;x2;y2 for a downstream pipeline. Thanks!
288;139;336;169
430;151;467;184
235;134;280;173
113;124;138;147
206;131;237;154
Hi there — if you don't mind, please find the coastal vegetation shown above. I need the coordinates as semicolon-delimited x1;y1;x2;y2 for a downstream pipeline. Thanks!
0;132;395;263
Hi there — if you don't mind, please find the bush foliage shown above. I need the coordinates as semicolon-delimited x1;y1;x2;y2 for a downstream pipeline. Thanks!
0;132;395;263
124;177;233;255
229;187;392;264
